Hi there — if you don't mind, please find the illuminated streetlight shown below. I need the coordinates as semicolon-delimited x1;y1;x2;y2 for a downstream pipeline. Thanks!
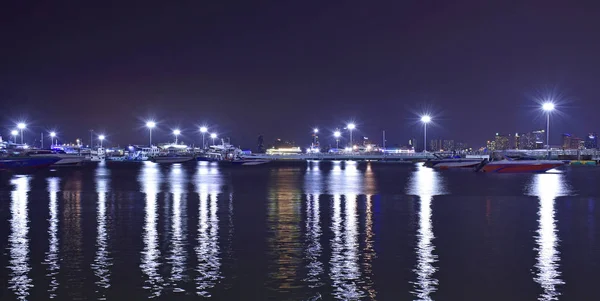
11;130;18;143
146;121;156;146
542;102;554;150
98;135;105;148
421;115;431;152
210;133;217;146
50;132;56;146
17;122;26;144
200;126;208;149
173;129;181;144
334;130;341;149
347;123;356;148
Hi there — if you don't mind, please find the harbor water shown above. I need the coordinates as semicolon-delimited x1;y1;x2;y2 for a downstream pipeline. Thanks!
1;161;599;300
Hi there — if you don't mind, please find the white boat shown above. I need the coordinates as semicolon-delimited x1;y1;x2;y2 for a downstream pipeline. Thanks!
89;148;106;162
27;150;87;166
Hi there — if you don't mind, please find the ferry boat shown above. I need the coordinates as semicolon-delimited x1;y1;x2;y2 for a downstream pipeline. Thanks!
477;156;565;173
424;154;487;169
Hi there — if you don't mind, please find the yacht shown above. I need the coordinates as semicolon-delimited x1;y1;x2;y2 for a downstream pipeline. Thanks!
477;156;565;173
27;149;86;166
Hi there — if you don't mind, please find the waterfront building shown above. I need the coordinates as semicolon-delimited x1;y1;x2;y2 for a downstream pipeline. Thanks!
585;133;598;149
532;129;545;149
561;133;583;150
494;133;510;150
442;140;455;151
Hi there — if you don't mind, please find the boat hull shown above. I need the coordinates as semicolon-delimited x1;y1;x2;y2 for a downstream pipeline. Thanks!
0;157;61;171
220;159;270;166
152;157;195;164
425;159;483;169
481;161;565;173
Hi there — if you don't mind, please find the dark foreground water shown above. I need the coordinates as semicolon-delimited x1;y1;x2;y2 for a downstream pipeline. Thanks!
1;161;599;301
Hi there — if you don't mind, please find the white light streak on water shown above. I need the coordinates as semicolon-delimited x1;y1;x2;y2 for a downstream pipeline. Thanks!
8;175;32;301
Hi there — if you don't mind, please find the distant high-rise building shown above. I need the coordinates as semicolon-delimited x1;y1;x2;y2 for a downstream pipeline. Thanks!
486;140;496;151
585;133;598;149
532;129;545;149
257;135;265;153
442;140;455;151
455;142;469;151
562;133;582;150
429;139;442;152
494;133;510;150
562;133;572;149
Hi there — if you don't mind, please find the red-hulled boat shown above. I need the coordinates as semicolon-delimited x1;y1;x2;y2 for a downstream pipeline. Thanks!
478;157;565;173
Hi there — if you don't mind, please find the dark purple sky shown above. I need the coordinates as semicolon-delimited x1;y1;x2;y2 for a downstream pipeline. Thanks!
2;1;599;148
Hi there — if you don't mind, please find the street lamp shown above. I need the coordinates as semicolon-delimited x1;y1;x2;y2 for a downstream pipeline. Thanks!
200;126;208;149
347;123;356;148
98;135;105;148
210;133;217;146
173;129;181;144
334;130;341;149
146;121;156;146
542;102;554;150
17;122;26;144
50;132;56;146
11;130;18;143
421;115;431;152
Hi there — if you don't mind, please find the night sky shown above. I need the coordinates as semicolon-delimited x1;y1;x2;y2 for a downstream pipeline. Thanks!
2;1;599;149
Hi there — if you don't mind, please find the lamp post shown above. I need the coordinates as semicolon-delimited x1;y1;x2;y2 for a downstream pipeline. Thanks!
11;130;18;143
210;133;217;146
347;123;355;148
542;102;554;150
173;129;181;144
98;135;105;148
50;132;56;146
421;115;431;152
200;126;208;149
17;123;26;144
334;130;341;149
146;121;156;146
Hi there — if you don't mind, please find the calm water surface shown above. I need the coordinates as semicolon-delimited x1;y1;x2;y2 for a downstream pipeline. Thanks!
1;161;599;300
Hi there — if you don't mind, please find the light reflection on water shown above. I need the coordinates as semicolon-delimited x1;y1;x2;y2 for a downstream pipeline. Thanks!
8;175;32;301
328;161;372;300
168;164;188;293
303;165;323;289
2;162;598;300
44;177;60;298
194;161;223;297
267;168;303;295
92;162;112;300
408;164;446;301
527;173;570;301
139;161;164;297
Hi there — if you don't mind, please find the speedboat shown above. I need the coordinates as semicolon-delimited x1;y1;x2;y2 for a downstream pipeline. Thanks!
424;154;485;169
27;150;86;166
477;156;565;173
0;156;61;171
